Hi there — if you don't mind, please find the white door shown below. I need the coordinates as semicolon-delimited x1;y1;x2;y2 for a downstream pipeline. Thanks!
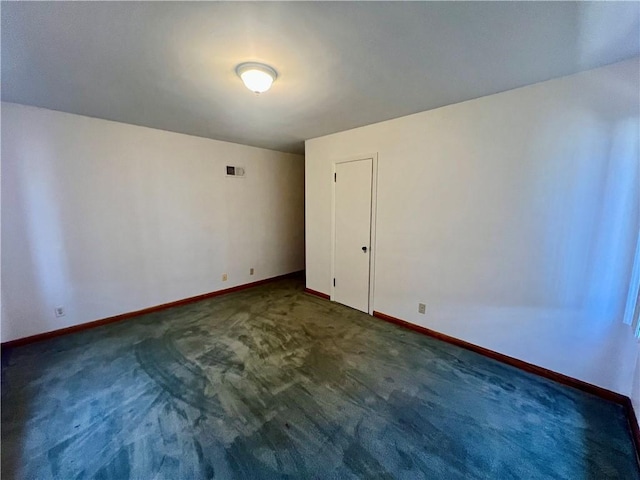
334;158;373;312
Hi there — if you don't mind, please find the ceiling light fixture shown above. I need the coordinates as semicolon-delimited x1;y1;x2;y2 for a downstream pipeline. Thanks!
236;62;277;94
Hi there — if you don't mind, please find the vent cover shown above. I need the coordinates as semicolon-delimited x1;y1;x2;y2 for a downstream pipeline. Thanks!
226;166;246;177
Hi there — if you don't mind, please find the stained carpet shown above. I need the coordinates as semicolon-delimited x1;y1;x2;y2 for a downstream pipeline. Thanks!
2;278;639;479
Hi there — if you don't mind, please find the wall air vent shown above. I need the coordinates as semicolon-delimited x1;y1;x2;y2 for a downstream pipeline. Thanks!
226;166;246;178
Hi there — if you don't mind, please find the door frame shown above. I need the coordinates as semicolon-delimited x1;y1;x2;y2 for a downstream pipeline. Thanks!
330;153;379;315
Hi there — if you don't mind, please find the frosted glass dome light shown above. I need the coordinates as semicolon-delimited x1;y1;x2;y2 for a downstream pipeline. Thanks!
236;62;277;94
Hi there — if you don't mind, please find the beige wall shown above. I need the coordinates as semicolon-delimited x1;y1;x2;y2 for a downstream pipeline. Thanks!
305;58;640;396
1;103;305;342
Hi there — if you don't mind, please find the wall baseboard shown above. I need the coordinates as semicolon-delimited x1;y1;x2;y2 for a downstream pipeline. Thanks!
372;310;640;464
304;287;330;300
2;270;304;349
373;311;625;401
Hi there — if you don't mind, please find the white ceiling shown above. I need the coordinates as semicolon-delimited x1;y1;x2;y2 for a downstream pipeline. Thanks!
2;2;639;154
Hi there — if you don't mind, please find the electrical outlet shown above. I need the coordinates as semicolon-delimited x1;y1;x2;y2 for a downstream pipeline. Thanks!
418;303;426;314
222;273;228;282
250;268;254;275
54;306;65;317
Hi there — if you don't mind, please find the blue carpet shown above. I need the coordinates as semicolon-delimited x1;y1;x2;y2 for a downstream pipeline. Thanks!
2;278;639;479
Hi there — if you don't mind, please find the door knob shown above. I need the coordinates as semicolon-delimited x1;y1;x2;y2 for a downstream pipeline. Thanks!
362;246;368;253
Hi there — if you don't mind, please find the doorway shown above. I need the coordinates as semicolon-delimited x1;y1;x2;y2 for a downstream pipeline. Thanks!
332;156;377;313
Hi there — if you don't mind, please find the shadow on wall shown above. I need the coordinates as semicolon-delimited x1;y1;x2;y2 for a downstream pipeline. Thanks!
576;4;640;467
1;127;73;341
586;117;640;322
540;3;640;319
524;112;639;327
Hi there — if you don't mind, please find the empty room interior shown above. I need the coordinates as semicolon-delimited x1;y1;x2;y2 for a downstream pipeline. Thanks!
2;1;640;479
